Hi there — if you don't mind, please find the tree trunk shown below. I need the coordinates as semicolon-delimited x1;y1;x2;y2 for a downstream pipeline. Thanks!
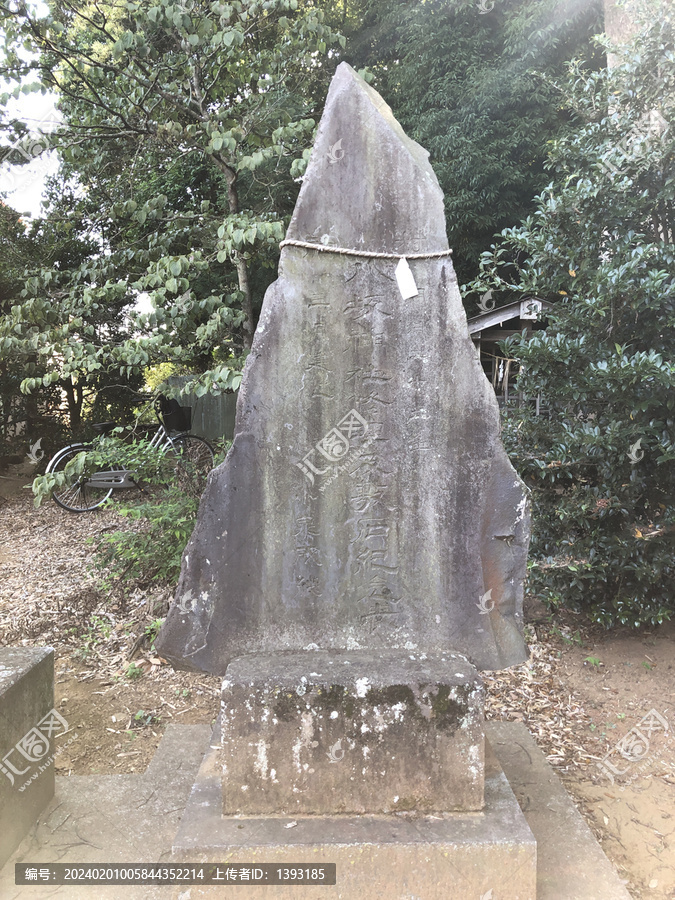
217;157;255;348
63;377;82;430
235;255;254;348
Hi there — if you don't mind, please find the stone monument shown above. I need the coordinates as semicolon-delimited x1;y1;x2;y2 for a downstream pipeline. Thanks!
156;63;530;676
159;63;536;899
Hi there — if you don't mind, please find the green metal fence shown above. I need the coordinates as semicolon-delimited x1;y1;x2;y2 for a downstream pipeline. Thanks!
166;376;238;442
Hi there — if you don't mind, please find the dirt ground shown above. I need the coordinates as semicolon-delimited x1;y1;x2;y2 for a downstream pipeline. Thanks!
551;619;675;898
1;465;674;899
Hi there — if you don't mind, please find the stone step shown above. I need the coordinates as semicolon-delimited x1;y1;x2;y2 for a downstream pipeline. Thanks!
0;647;56;869
485;721;633;900
0;723;211;899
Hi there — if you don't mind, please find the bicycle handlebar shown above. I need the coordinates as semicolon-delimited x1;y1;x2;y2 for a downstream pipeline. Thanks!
154;393;192;432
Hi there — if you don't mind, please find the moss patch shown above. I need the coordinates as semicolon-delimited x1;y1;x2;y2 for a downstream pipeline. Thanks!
427;684;467;733
313;685;357;719
271;690;299;722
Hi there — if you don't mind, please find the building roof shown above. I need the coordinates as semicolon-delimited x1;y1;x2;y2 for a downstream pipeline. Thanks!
467;298;553;336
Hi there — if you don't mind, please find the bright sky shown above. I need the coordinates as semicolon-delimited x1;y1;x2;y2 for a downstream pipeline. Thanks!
0;90;60;218
0;1;57;218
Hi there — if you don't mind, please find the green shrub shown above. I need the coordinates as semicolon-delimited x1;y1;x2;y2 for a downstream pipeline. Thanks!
32;431;177;508
91;438;230;588
93;483;200;586
469;2;675;627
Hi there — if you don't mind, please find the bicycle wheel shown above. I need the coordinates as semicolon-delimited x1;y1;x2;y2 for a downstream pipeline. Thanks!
47;445;117;512
170;435;215;498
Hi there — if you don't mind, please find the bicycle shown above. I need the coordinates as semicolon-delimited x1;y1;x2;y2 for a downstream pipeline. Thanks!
45;394;215;512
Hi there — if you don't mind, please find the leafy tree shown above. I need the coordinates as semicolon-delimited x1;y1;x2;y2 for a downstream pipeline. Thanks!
0;201;33;452
469;0;675;627
0;199;133;448
0;187;147;432
343;0;605;287
0;0;343;410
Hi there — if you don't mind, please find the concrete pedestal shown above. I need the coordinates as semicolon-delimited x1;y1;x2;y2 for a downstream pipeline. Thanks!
168;651;535;898
173;721;536;899
221;650;484;815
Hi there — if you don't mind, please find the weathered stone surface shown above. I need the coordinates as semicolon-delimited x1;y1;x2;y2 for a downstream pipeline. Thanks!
175;734;537;900
0;647;55;868
0;724;212;900
487;721;633;900
219;650;484;815
155;62;530;675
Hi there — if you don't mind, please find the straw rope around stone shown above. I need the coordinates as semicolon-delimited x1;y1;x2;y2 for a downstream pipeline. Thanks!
279;239;453;259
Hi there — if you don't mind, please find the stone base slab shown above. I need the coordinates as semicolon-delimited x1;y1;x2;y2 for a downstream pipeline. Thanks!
221;650;485;815
486;721;633;900
0;647;56;869
0;722;634;899
173;721;535;899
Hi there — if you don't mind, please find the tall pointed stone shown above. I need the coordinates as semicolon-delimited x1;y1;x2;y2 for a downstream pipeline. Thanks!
155;62;529;674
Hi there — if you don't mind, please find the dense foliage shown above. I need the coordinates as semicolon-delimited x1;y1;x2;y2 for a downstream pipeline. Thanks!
345;0;605;288
0;0;344;422
470;2;675;627
3;0;673;628
0;0;608;441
